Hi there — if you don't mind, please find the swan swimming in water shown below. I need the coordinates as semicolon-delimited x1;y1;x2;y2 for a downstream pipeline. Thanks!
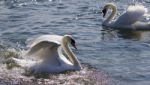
12;35;82;73
102;3;150;30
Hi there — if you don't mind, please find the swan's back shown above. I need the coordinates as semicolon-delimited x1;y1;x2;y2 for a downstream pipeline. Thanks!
115;4;147;25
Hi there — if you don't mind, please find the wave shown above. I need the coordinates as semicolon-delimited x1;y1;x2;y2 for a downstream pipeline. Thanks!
0;0;53;8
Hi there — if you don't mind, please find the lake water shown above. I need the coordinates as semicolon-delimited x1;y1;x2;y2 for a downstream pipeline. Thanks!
0;0;150;85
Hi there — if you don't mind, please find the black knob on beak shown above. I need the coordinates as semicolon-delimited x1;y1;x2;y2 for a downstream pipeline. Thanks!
102;8;107;17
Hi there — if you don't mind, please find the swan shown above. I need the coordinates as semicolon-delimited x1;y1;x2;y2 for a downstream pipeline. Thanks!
12;35;82;73
102;3;150;30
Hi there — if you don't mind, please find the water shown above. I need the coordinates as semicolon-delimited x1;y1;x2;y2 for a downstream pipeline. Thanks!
0;0;150;85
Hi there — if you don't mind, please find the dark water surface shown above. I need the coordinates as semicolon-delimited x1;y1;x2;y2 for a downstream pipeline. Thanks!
0;0;150;85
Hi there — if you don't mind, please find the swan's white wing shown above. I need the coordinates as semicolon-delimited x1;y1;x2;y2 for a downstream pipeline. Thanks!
11;57;39;68
140;13;150;22
26;35;63;48
115;5;148;25
26;41;60;57
133;21;150;30
114;21;150;30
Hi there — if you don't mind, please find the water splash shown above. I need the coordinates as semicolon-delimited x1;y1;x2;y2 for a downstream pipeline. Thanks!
0;43;113;84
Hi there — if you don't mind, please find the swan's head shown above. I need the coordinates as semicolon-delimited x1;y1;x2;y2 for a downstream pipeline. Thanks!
102;3;116;17
63;35;77;49
102;7;107;17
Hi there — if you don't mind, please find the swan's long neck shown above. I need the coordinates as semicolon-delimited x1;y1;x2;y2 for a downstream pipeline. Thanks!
103;4;117;26
61;37;82;70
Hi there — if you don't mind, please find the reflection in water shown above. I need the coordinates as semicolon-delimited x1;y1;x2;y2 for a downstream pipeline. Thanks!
101;28;118;41
118;30;142;40
101;27;150;41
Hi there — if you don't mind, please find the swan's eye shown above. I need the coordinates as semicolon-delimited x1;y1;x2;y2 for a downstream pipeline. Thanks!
70;39;77;49
102;8;107;17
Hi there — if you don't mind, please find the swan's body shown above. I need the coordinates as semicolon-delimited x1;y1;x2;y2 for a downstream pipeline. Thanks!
102;3;150;30
12;35;82;73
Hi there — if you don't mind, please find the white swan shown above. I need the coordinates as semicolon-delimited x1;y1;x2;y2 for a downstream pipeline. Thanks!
12;35;82;73
102;3;150;30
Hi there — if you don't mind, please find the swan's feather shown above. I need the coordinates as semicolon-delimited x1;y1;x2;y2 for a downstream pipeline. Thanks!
25;35;63;60
133;21;150;30
12;57;39;68
115;4;148;25
26;41;60;57
26;35;62;48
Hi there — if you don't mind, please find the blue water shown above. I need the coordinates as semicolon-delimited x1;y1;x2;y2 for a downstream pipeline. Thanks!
0;0;150;85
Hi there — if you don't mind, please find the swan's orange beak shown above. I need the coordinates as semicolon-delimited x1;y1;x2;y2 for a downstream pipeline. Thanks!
102;8;107;17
